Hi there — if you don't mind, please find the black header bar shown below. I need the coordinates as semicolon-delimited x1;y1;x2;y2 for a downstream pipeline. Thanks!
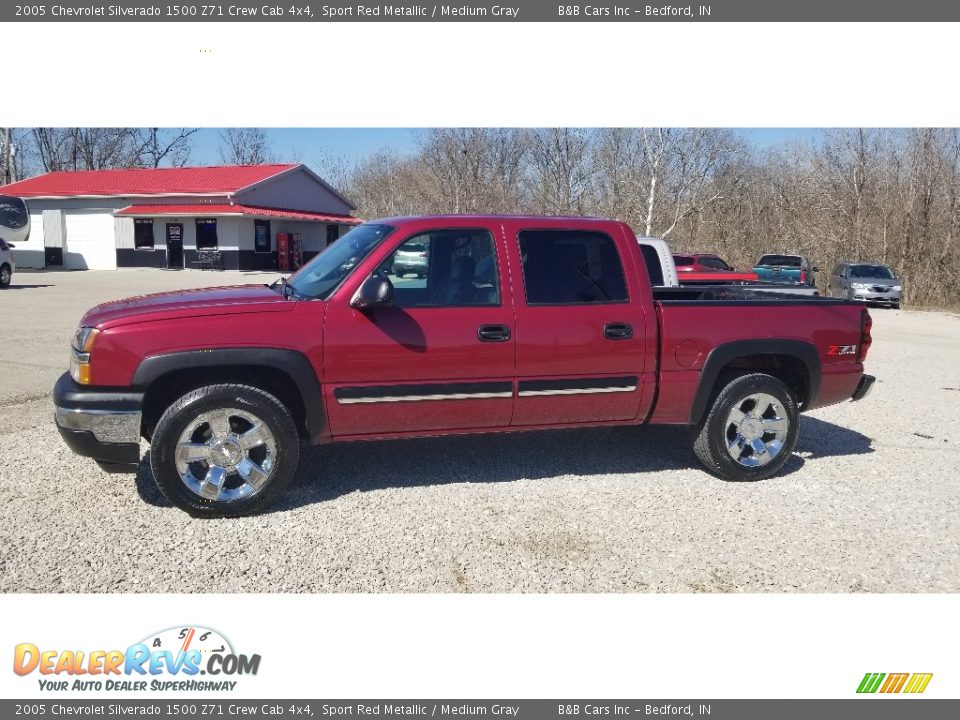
4;1;960;22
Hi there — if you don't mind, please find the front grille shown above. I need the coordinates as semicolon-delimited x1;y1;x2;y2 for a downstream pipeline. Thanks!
871;286;889;293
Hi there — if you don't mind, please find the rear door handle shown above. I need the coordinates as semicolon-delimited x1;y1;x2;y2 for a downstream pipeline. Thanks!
477;324;511;342
604;323;633;340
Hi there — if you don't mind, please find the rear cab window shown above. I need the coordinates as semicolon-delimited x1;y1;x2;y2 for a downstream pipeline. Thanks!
639;244;665;286
700;257;729;270
757;254;802;267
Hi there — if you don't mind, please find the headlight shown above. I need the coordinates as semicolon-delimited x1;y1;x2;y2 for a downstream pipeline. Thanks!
892;285;902;291
70;327;99;384
72;326;99;353
851;283;868;290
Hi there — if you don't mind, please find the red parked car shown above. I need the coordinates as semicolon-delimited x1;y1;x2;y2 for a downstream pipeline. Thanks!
673;253;760;284
55;216;875;517
673;253;738;273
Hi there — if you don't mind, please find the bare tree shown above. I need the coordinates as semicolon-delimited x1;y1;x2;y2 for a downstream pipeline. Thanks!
218;128;274;165
28;127;198;172
525;128;595;215
342;150;429;219
637;128;743;239
135;128;197;168
417;129;529;213
1;128;13;184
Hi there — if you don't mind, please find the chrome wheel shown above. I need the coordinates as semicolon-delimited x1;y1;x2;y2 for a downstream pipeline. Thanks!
175;407;277;502
723;392;789;467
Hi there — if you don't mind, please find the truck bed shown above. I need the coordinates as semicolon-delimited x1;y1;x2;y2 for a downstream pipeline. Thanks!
648;287;866;425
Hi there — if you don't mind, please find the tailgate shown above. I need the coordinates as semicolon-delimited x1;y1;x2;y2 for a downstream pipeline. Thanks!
754;266;801;281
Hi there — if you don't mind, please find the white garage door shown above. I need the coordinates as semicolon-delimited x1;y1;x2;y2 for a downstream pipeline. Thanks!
65;211;117;270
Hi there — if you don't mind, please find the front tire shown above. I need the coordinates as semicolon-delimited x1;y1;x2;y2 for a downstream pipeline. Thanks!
150;384;300;517
693;373;799;481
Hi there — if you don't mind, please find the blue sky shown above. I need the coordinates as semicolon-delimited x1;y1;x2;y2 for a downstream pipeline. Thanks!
188;128;825;167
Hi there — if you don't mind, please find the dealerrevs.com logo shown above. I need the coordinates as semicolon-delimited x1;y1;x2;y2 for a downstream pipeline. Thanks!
13;626;261;692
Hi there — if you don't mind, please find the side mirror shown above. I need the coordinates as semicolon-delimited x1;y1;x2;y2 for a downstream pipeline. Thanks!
6;243;14;248
350;274;394;310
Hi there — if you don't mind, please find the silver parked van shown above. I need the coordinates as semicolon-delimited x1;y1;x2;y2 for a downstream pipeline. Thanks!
828;261;902;308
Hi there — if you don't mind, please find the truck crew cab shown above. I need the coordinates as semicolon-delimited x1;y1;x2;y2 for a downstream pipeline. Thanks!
54;216;875;517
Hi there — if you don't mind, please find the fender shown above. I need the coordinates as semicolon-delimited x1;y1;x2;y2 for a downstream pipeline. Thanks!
131;348;325;442
688;339;821;425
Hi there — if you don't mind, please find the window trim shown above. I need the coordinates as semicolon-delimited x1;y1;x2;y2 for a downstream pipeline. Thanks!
195;218;218;251
379;226;503;309
133;218;155;252
516;227;631;307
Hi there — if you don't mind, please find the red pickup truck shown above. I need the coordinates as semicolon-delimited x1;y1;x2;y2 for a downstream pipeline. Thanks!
54;216;875;517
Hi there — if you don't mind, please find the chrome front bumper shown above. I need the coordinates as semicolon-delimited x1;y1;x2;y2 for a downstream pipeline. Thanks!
54;407;142;444
852;290;901;303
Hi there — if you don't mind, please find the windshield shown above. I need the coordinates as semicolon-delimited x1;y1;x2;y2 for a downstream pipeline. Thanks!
757;255;802;267
850;264;895;279
286;224;395;299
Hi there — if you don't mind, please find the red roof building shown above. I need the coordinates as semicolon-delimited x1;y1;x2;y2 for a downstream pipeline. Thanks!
0;164;360;271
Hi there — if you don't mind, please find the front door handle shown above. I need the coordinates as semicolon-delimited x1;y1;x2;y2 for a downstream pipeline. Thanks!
478;324;511;342
604;323;633;340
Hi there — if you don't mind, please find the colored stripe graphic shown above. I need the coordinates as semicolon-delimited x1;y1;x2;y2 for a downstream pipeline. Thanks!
857;673;885;693
904;673;933;694
880;673;908;693
857;672;932;694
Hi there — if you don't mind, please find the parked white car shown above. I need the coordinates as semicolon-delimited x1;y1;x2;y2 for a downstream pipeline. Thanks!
0;239;14;288
391;240;430;278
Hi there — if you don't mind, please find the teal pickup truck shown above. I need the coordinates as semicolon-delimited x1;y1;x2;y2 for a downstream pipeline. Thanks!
752;254;818;287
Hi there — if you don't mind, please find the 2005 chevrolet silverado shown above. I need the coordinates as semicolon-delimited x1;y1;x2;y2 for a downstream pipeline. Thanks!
54;216;875;517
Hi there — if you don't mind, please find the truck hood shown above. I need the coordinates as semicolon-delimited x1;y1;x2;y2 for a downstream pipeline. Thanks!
81;285;296;328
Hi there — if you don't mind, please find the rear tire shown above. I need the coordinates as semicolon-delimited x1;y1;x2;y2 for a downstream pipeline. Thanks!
0;264;10;288
150;384;300;517
693;373;799;482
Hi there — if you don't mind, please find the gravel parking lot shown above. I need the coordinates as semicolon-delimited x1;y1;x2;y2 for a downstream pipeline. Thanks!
1;269;958;592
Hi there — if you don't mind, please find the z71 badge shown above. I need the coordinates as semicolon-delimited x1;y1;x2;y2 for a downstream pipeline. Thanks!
828;344;858;356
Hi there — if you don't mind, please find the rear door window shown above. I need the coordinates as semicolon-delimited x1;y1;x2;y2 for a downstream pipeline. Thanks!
518;229;628;304
700;257;730;270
